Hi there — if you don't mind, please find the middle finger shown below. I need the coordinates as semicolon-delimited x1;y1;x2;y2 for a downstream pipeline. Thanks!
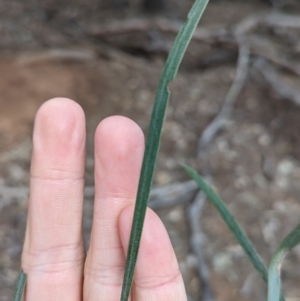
84;116;144;301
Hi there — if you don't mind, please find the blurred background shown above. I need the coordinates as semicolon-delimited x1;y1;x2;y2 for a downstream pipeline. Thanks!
1;0;300;300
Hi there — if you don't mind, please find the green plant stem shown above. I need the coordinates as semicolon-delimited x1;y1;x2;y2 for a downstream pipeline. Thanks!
119;1;210;300
13;270;27;301
268;224;300;301
183;165;286;301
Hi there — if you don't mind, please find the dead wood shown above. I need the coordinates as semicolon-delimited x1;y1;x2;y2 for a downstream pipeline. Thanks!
189;22;252;301
87;12;300;78
88;17;229;43
88;12;300;42
149;180;198;210
188;190;214;301
87;181;198;210
254;58;300;106
16;49;96;65
263;12;300;29
188;34;250;298
198;34;250;155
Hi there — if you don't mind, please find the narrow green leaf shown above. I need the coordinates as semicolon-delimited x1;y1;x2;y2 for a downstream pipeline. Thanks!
183;165;286;301
268;224;300;301
120;1;210;300
183;165;267;279
13;270;27;301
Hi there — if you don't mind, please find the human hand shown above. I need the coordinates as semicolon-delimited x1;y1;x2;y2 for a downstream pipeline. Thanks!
21;98;187;301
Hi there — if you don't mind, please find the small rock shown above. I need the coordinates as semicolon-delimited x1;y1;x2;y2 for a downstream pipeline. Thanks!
167;208;183;223
212;253;232;273
258;133;271;146
277;158;296;177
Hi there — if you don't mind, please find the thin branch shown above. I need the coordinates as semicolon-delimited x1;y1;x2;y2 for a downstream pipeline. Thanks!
148;180;198;210
17;49;96;65
90;12;300;42
88;12;300;79
188;12;300;299
251;48;300;77
88;17;228;43
198;34;250;155
188;190;214;301
263;12;300;29
189;26;250;301
0;181;198;210
87;181;199;209
254;58;300;106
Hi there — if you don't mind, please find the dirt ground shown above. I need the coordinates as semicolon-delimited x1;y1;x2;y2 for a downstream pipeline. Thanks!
1;0;300;300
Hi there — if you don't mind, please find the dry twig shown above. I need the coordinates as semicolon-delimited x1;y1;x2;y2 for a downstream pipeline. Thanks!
263;12;300;29
16;49;96;65
254;58;300;106
198;34;250;155
189;24;251;301
148;180;198;210
188;12;300;298
188;190;214;301
88;17;228;43
0;181;198;210
88;12;300;78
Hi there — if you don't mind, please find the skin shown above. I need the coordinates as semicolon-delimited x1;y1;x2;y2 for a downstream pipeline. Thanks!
21;98;187;301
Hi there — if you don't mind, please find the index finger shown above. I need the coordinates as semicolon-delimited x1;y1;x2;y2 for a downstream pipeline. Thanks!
22;98;86;301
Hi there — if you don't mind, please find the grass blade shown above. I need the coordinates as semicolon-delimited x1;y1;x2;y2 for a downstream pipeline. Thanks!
120;1;210;300
183;165;286;301
268;224;300;301
13;270;27;301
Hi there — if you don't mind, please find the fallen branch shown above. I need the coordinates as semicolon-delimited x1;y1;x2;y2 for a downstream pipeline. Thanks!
263;12;300;29
88;12;300;78
88;17;229;43
0;181;198;210
87;181;198;209
148;180;198;210
188;13;300;298
189;24;251;301
16;49;96;65
88;12;300;41
251;48;300;77
254;58;300;106
188;190;214;301
198;33;250;155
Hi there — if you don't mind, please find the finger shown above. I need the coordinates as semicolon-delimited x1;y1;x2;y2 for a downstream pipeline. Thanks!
84;116;144;301
22;98;86;301
119;206;187;301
